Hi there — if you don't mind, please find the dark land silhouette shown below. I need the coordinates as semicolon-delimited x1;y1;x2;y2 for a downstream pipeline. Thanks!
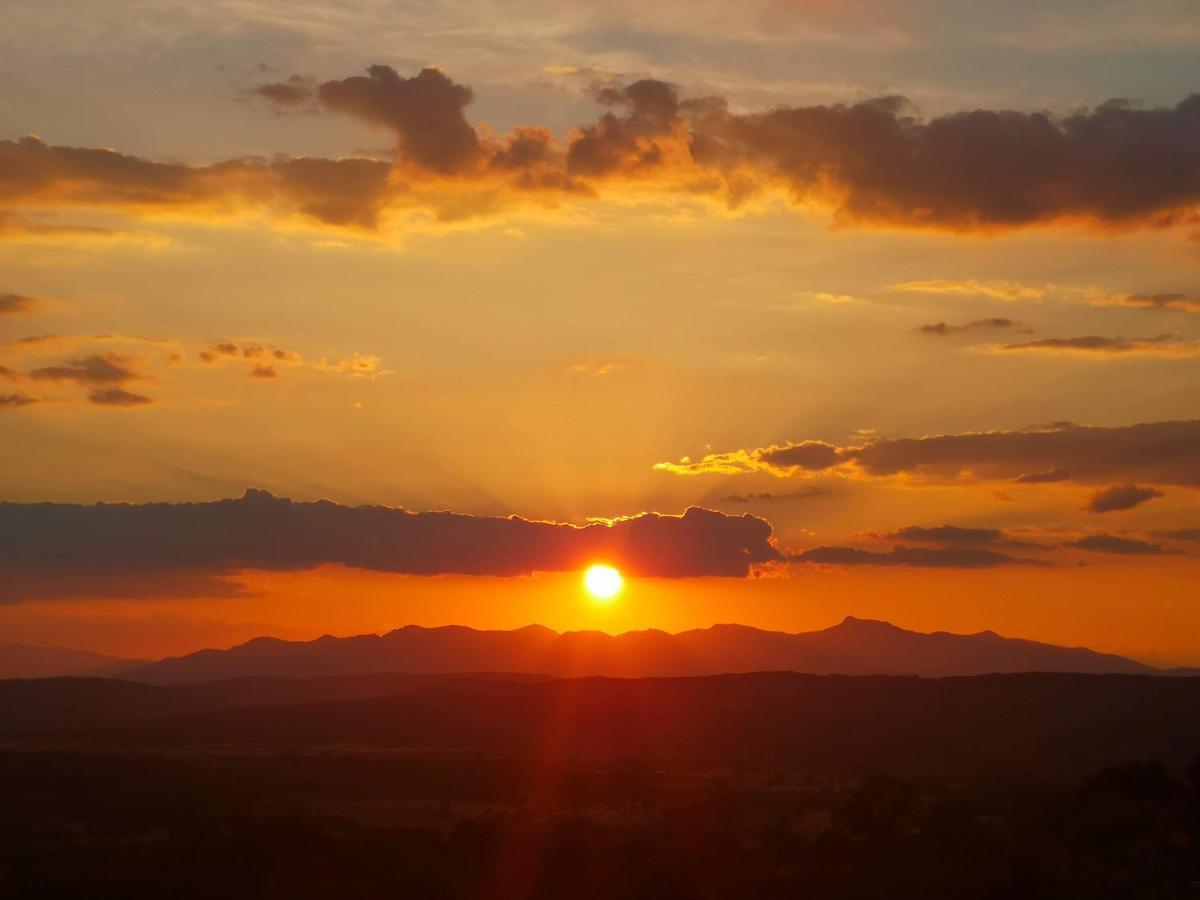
5;629;1200;897
126;617;1191;684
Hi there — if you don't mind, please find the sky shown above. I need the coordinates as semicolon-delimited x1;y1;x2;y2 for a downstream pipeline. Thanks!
1;0;1199;664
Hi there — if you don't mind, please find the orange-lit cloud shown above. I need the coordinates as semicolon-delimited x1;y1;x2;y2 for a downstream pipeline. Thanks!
4;68;1200;239
995;335;1200;357
656;419;1200;486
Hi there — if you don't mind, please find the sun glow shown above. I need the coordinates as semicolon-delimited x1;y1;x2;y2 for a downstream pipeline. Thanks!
583;564;623;602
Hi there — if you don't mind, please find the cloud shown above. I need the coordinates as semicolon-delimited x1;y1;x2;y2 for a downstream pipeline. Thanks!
312;354;384;377
919;318;1025;336
0;293;40;314
1094;292;1200;314
7;69;1200;238
0;393;38;408
87;387;153;407
245;74;319;110
720;489;829;503
28;352;140;385
1067;533;1165;555
792;544;1038;568
0;490;782;602
997;335;1200;357
655;419;1200;487
249;364;277;379
869;524;1008;545
16;348;161;407
1014;468;1070;484
1153;527;1200;541
889;280;1049;301
1084;483;1164;513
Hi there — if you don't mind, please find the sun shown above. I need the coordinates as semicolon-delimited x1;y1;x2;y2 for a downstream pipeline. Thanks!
583;564;623;602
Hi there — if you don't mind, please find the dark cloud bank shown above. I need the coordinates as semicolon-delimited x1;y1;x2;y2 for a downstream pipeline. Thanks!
660;419;1200;487
0;491;781;602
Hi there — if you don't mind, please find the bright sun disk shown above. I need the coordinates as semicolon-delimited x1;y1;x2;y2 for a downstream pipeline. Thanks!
583;564;623;601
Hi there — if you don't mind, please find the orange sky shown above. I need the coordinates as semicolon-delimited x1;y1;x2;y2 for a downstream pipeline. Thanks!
1;0;1199;664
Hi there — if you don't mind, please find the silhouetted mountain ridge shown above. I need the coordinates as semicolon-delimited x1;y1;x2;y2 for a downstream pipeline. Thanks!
127;618;1175;685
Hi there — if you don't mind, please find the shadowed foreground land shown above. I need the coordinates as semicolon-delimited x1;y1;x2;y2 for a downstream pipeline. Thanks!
2;672;1200;898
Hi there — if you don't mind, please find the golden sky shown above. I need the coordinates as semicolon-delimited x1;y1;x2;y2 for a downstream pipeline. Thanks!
1;0;1199;664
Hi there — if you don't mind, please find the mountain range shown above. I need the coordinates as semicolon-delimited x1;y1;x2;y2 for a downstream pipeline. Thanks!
0;643;148;680
120;618;1192;685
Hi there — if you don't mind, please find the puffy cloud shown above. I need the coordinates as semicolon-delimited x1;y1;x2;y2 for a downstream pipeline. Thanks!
655;419;1200;487
1084;483;1164;513
1067;533;1166;555
8;67;1200;238
0;293;40;314
28;352;139;385
316;66;482;174
997;334;1200;357
249;364;277;379
13;346;162;407
0;490;782;602
792;544;1038;568
312;354;384;377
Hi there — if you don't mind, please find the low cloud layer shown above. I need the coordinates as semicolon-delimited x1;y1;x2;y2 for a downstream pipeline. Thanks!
0;490;782;602
1067;533;1166;555
0;293;40;314
655;419;1200;487
792;544;1037;568
997;335;1200;357
919;318;1024;336
4;66;1200;238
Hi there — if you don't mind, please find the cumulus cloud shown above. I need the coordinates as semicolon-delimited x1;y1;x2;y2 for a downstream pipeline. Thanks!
22;351;156;406
1067;533;1165;555
28;353;140;385
0;490;782;602
1084;483;1164;513
997;334;1200;357
655;419;1200;487
6;67;1200;238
